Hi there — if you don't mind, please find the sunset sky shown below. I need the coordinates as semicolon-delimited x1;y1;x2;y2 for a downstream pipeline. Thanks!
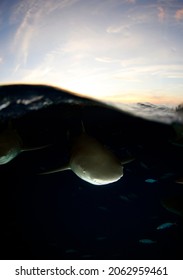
0;0;183;105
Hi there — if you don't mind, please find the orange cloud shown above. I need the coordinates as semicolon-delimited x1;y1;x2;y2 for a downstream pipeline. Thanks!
158;6;165;22
175;8;183;20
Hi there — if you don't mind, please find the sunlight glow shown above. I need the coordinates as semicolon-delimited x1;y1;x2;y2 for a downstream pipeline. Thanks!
0;0;183;106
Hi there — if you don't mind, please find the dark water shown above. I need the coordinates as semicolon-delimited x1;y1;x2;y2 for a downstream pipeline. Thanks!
0;84;183;260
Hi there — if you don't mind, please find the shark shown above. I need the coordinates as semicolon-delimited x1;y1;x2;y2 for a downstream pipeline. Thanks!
0;122;49;165
40;123;134;185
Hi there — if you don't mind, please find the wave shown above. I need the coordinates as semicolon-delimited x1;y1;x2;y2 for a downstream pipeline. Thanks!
108;101;183;124
0;84;182;124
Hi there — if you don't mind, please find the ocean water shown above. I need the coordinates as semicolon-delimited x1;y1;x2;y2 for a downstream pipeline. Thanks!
0;84;182;124
107;101;183;125
0;84;183;260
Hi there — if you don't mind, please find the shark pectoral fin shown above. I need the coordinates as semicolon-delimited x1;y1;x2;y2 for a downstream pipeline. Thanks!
81;120;86;133
176;177;183;184
22;143;51;152
38;164;71;175
121;156;135;165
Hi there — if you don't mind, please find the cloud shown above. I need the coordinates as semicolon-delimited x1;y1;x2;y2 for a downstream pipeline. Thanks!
106;26;122;34
112;64;183;81
12;0;80;65
18;46;63;81
0;57;3;64
125;0;136;3
95;57;119;63
106;24;130;34
95;56;145;66
136;64;183;75
13;14;34;64
112;74;140;82
157;6;166;22
13;64;21;74
175;8;183;20
11;0;79;22
22;66;53;82
12;3;39;64
106;4;155;35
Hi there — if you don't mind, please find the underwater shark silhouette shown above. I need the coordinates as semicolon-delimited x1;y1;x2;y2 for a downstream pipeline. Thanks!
0;123;49;164
40;125;134;185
